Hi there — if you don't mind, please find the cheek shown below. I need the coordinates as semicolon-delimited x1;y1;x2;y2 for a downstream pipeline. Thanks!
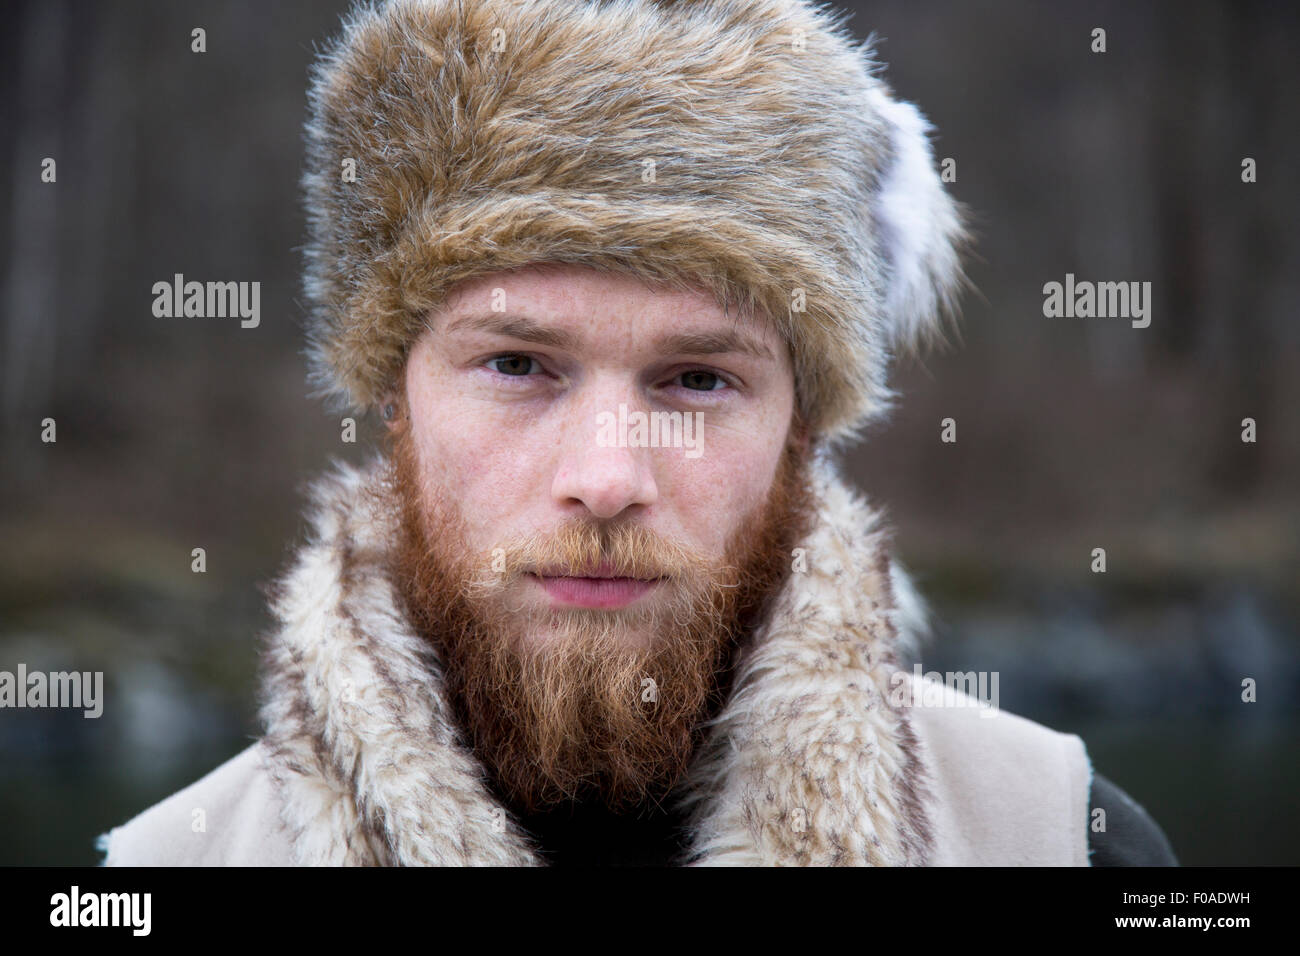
405;347;482;484
406;396;552;546
661;432;786;554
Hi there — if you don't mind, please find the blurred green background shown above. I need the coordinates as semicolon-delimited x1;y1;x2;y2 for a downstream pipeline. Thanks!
1;0;1297;865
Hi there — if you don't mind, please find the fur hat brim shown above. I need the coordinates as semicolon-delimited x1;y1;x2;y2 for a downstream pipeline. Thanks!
301;0;969;444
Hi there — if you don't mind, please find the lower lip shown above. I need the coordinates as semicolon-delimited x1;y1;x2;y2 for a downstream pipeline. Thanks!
532;574;658;609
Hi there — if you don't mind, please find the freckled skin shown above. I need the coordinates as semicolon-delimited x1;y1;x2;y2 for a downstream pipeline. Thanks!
391;263;797;620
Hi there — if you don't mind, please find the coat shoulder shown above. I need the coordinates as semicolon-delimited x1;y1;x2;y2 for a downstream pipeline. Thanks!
97;741;295;866
899;671;1092;865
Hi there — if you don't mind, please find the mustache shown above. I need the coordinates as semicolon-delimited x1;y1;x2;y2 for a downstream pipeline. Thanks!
474;519;719;583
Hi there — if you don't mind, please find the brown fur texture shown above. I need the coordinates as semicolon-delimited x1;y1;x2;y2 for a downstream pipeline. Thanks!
301;0;969;446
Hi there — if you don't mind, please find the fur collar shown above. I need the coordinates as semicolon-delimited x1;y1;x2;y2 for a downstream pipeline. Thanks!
258;451;933;865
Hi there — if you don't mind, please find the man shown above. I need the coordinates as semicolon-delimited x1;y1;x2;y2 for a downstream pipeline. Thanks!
99;0;1175;866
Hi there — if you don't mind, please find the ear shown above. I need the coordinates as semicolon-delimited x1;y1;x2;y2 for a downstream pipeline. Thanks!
868;89;969;353
381;391;403;432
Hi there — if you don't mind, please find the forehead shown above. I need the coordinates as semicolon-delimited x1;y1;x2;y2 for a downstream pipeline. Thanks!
430;263;783;357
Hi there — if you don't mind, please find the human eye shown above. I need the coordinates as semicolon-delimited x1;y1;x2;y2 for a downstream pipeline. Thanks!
675;368;731;392
485;353;541;377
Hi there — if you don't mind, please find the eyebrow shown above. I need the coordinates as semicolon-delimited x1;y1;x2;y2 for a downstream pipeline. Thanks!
656;330;774;361
443;313;579;350
442;312;774;360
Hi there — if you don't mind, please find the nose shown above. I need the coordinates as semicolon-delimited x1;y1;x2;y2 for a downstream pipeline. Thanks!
551;395;659;520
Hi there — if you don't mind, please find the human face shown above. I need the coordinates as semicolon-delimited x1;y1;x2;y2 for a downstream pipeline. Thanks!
394;262;798;645
384;262;809;811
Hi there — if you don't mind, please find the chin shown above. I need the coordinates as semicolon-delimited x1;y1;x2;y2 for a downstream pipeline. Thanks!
516;609;662;652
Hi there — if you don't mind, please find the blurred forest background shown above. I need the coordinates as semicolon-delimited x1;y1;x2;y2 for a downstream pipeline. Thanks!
1;0;1296;865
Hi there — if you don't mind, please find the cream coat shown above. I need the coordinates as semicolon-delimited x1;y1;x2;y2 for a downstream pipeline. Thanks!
99;453;1091;866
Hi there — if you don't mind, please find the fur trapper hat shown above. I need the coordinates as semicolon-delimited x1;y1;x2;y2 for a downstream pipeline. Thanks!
301;0;968;444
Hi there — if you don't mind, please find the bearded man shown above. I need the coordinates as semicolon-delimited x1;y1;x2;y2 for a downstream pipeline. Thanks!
98;0;1175;866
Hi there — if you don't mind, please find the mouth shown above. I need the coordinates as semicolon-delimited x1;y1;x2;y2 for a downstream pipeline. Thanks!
527;563;662;609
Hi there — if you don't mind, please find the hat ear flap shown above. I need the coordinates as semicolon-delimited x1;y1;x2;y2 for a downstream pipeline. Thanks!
869;91;969;353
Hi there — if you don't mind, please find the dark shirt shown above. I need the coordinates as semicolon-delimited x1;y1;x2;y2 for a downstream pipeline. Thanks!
1087;772;1179;866
515;771;1178;866
516;794;692;867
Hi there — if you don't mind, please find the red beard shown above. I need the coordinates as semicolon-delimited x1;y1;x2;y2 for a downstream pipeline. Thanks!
387;420;814;814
